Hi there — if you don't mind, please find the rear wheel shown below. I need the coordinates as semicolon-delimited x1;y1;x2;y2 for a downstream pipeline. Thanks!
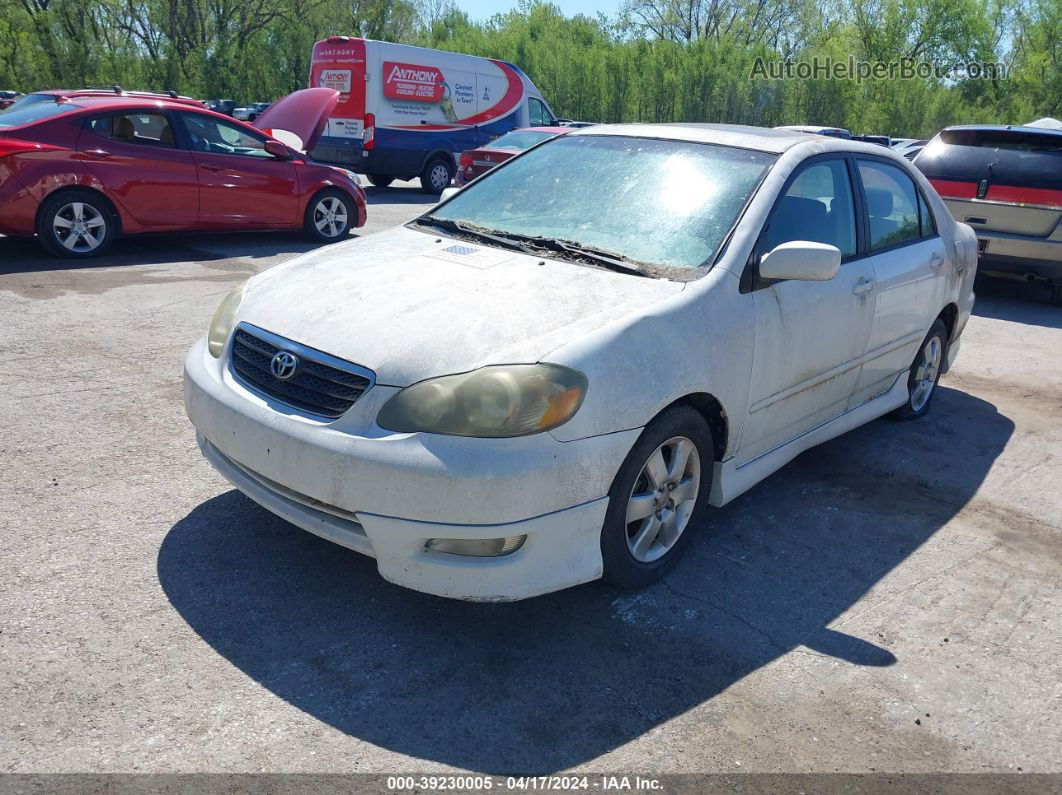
419;157;453;195
367;174;394;188
37;190;115;258
303;189;355;243
601;406;714;589
890;319;947;420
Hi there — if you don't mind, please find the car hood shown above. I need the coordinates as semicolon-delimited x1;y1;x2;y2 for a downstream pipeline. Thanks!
253;87;339;152
236;226;685;386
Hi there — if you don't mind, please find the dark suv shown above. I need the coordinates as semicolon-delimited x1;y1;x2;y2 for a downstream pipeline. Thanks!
915;125;1062;303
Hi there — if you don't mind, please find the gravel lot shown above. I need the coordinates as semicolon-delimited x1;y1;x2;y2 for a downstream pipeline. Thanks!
2;180;1060;777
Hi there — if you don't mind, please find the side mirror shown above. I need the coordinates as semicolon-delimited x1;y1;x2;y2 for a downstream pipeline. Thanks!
759;240;841;282
264;139;289;160
439;186;461;202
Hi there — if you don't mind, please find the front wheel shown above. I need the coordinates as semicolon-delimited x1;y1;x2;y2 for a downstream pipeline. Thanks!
303;189;355;243
601;406;714;589
37;190;115;258
419;157;453;195
890;319;947;420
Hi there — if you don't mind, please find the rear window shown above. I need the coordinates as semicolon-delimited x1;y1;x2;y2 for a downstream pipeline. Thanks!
939;128;1062;152
0;100;83;129
916;128;1062;189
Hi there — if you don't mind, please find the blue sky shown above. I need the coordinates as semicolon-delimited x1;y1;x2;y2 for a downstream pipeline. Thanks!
456;0;621;21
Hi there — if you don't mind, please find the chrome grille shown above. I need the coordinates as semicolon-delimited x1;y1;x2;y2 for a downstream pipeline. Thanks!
229;324;374;420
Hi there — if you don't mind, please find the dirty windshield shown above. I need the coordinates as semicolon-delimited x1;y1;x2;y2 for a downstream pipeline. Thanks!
425;134;774;277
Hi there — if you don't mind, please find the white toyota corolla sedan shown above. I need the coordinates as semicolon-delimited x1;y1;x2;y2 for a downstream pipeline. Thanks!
184;124;977;601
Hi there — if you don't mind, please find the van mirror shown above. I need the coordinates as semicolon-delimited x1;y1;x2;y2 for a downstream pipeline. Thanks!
759;240;841;282
440;186;461;202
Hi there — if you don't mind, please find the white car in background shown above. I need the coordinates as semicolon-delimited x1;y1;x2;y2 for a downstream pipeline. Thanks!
184;123;977;601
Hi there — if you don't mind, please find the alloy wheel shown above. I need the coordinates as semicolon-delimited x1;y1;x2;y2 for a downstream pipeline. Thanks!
624;436;701;563
53;202;106;253
313;196;348;239
910;335;942;411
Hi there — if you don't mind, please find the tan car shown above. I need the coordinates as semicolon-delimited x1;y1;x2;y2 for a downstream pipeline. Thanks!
915;125;1062;304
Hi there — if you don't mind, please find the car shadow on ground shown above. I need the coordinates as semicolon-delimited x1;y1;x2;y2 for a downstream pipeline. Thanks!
0;231;350;277
972;276;1062;329
158;386;1011;772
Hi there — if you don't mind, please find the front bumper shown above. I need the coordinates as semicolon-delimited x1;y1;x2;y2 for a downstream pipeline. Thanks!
183;336;638;600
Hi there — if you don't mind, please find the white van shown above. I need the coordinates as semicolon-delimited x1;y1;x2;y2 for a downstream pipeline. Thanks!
308;37;557;193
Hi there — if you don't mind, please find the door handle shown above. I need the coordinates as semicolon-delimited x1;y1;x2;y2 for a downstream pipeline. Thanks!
929;253;944;270
852;278;875;296
85;148;111;159
201;163;224;173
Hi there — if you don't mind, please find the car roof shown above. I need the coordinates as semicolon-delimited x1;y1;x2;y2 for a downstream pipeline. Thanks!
46;95;219;115
30;89;204;107
569;122;875;155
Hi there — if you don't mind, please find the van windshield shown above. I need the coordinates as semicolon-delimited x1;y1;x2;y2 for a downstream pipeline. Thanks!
422;135;774;278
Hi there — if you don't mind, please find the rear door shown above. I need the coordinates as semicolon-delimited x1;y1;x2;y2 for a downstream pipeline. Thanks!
177;111;299;228
738;156;877;465
77;109;198;229
849;157;946;406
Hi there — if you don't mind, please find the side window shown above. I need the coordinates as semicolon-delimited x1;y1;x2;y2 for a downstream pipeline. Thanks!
762;159;857;258
87;113;175;148
857;160;922;250
918;190;937;237
180;113;271;157
528;98;550;127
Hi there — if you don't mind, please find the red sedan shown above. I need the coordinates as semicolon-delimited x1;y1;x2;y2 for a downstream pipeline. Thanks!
455;126;570;186
0;87;366;257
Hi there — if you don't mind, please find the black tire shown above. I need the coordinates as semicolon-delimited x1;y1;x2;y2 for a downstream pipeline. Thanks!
367;174;394;188
890;319;948;421
601;405;714;589
37;190;116;258
303;188;355;243
419;156;453;195
1050;280;1062;307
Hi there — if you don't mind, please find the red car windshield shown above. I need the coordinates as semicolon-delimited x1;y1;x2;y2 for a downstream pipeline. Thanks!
487;129;557;150
0;100;83;129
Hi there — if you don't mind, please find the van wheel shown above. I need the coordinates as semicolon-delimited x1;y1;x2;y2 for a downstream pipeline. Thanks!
890;319;947;420
367;174;394;188
37;190;115;258
304;189;354;243
420;157;453;194
601;406;713;589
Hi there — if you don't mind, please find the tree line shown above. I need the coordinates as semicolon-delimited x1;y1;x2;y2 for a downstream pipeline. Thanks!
1;0;1059;138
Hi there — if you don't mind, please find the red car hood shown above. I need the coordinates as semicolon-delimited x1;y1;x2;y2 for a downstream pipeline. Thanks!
253;87;339;152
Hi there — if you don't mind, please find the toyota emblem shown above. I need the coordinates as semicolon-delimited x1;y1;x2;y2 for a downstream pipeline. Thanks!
270;351;299;380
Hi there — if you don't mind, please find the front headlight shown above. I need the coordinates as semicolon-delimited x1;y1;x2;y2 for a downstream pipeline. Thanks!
207;280;248;357
377;364;587;437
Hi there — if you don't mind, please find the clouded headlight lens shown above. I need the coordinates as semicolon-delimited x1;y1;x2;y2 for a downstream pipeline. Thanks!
378;364;587;437
207;280;247;358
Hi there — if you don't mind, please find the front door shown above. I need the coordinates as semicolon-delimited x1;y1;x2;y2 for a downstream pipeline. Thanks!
738;157;877;465
177;112;299;228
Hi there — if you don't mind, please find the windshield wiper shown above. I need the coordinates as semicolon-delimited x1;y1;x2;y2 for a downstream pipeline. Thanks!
414;217;652;277
413;216;538;255
510;235;651;277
